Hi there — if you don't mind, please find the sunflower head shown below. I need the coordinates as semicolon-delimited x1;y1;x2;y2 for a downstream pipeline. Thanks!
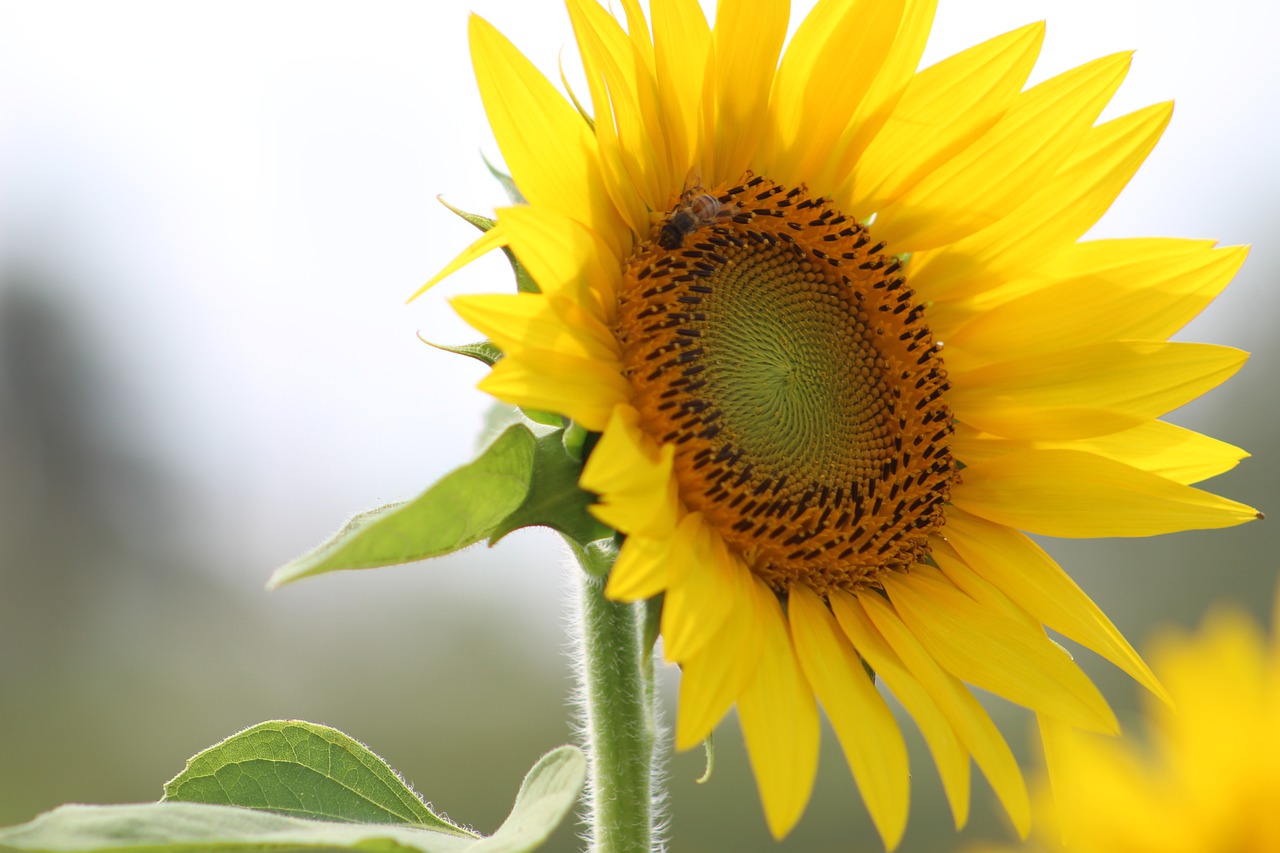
433;0;1260;846
973;590;1280;853
618;173;952;593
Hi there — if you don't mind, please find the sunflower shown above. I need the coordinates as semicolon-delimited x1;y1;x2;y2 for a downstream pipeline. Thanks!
426;0;1260;846
970;592;1280;853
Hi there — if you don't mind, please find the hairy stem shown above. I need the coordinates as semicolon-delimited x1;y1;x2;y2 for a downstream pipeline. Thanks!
570;538;660;853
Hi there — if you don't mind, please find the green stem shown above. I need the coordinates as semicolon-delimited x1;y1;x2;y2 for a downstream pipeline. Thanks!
570;538;660;853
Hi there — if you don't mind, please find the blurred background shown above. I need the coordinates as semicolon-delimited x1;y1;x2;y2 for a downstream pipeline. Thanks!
1;1;1276;851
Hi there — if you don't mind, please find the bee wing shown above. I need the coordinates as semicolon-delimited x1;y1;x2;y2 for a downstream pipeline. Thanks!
680;166;706;200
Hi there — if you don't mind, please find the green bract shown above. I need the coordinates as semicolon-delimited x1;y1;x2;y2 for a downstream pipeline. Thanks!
435;197;537;294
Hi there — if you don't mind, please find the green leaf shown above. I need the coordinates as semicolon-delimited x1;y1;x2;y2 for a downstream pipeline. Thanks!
268;425;538;589
0;745;587;853
163;721;463;832
419;338;504;368
481;154;526;206
489;428;612;548
436;197;538;295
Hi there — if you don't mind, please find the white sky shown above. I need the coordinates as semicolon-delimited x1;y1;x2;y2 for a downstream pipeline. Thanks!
1;0;1276;591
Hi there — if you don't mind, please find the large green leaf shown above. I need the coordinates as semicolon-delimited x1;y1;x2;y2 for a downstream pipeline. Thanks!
162;722;463;832
0;744;586;853
268;425;537;588
489;429;612;548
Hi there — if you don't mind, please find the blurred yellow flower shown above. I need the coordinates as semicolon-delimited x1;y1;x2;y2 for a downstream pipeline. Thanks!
427;0;1260;846
974;592;1280;853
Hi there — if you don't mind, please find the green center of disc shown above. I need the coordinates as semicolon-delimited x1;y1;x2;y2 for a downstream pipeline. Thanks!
700;244;893;487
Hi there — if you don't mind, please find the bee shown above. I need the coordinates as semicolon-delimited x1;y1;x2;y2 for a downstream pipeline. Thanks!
658;186;733;250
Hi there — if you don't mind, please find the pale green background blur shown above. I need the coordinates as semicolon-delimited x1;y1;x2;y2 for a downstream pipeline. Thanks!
1;2;1276;851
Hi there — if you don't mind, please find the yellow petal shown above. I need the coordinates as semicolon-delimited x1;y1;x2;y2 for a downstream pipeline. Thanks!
923;540;1037;627
496;204;623;321
789;585;909;849
914;100;1171;304
823;0;938;194
948;341;1248;440
707;0;788;183
479;351;629;431
943;508;1169;704
580;405;677;535
616;0;654;68
1146;610;1270;802
1046;725;1181;851
613;0;674;190
468;14;626;259
881;571;1118;733
875;52;1132;252
952;448;1262;537
853;591;1031;836
566;0;660;227
573;0;665;185
411;224;508;301
737;576;820;839
848;22;1044;213
951;420;1250;487
1075;422;1251;487
662;514;738;661
651;0;710;182
944;239;1247;365
451;292;618;362
764;0;904;185
828;590;971;830
606;531;672;601
674;559;763;750
1034;713;1071;844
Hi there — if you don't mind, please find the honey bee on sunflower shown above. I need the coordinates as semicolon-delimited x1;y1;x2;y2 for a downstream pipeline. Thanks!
655;177;739;249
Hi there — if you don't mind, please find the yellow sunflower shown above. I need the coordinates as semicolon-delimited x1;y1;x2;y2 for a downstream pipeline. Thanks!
425;0;1261;846
970;591;1280;853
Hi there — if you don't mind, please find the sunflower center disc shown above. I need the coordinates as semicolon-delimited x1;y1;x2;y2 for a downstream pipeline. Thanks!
616;176;955;593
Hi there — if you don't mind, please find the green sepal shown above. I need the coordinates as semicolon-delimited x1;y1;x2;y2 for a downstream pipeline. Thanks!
641;593;663;680
412;346;560;428
437;196;496;234
0;735;586;853
419;337;504;367
696;732;715;785
862;657;878;684
163;721;468;833
267;425;538;589
482;399;562;431
561;421;589;463
503;251;539;295
557;58;595;132
566;537;617;579
482;153;527;205
489;428;613;548
521;408;564;428
437;197;539;294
